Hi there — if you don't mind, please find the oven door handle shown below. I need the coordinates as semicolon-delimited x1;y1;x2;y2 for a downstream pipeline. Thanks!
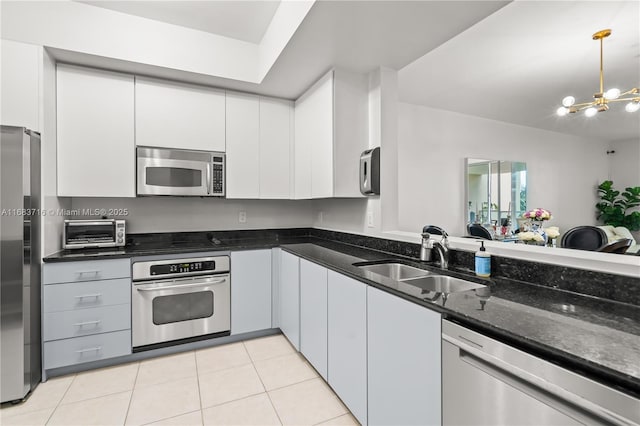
135;278;227;292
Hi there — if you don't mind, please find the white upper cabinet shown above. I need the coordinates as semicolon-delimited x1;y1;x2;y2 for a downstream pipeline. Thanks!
135;77;225;152
1;39;41;131
259;97;293;199
226;93;293;199
226;92;260;199
294;69;368;199
57;65;135;197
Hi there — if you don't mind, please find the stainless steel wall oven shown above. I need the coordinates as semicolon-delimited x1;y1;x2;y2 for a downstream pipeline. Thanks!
131;255;230;350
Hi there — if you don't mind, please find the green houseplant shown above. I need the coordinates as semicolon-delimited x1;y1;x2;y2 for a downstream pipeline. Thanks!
596;180;640;231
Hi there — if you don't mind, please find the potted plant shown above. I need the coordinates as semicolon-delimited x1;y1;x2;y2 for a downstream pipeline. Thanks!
596;181;640;231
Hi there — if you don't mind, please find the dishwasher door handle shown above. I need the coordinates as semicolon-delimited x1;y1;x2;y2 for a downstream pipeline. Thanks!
448;336;636;426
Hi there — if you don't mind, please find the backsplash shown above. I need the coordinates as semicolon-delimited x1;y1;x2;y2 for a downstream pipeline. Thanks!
123;227;639;305
309;228;640;306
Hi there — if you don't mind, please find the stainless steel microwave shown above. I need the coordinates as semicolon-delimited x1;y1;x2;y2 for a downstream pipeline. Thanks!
136;147;225;197
63;219;126;249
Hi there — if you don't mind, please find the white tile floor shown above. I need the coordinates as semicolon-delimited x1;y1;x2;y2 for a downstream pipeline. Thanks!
0;335;358;426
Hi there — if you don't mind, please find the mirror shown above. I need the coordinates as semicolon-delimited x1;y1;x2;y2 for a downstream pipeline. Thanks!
466;158;527;238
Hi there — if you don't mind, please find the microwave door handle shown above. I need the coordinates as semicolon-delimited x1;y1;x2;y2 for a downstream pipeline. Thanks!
206;162;212;195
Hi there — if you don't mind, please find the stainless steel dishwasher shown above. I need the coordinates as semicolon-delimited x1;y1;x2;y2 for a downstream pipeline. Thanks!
442;320;640;426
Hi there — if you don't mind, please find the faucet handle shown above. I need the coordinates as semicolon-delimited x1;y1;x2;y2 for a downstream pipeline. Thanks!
422;225;448;238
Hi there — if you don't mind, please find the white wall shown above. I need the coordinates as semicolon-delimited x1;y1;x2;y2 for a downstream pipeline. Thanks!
396;102;609;236
69;197;315;234
608;138;640;191
41;48;72;257
1;1;313;84
1;1;257;82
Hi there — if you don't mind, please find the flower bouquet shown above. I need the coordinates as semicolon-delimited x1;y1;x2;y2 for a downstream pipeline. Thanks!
523;208;552;222
519;208;553;245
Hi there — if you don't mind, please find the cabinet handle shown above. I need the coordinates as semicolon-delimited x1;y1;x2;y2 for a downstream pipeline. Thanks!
75;346;102;354
73;320;101;327
75;270;100;276
74;293;102;299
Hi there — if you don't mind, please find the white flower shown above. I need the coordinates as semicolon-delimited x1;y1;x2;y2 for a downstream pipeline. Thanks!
545;226;560;239
518;231;535;241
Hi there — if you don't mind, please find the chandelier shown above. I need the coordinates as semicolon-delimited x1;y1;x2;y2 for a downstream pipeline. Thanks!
557;29;639;117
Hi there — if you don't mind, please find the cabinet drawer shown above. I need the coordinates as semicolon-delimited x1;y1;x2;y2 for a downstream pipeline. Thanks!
44;330;131;369
43;304;130;341
43;278;130;312
43;259;130;285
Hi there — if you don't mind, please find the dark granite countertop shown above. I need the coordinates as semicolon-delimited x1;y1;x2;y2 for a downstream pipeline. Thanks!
279;242;640;397
43;230;313;262
43;230;640;397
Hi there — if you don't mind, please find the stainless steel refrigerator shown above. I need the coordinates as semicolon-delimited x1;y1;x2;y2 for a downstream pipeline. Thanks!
1;126;41;403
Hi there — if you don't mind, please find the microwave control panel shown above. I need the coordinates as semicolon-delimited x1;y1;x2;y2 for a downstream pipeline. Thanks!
212;155;225;196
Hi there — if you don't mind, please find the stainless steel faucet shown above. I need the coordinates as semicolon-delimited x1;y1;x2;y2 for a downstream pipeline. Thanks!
420;225;449;269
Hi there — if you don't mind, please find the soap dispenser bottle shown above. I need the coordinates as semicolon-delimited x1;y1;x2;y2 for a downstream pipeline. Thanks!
475;241;491;278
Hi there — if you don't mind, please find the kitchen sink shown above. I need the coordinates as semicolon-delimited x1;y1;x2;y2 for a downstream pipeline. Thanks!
404;275;486;294
355;262;433;281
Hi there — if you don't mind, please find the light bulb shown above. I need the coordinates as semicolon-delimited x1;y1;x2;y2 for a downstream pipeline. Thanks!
562;96;576;107
556;106;569;116
604;88;621;100
626;101;640;113
585;107;598;117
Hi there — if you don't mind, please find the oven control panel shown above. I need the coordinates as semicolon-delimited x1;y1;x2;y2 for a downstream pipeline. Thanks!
132;256;230;281
150;261;215;276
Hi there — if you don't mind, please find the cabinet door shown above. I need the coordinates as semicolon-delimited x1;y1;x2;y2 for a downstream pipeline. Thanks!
259;97;292;199
135;77;225;152
57;65;135;197
226;92;260;198
327;270;367;425
231;250;272;335
300;259;328;380
294;70;334;199
279;251;300;350
309;72;334;199
1;39;40;131
368;286;442;426
293;91;312;199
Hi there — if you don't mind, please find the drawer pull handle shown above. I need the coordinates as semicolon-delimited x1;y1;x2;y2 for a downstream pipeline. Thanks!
76;346;102;354
74;293;102;299
76;270;100;276
73;320;101;327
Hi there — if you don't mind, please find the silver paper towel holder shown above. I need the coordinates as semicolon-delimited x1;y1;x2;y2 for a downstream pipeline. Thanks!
359;147;380;195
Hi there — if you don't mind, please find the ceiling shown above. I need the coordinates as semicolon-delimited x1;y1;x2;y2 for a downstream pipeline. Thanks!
56;1;509;99
256;0;510;98
398;1;640;143
77;1;280;43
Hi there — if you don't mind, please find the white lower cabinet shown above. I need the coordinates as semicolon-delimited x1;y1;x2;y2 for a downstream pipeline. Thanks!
299;259;328;380
279;251;300;350
327;270;368;425
367;286;442;426
231;250;272;335
42;259;132;370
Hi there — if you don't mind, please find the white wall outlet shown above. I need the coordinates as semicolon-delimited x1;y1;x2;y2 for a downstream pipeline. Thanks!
238;211;247;223
367;211;374;228
318;211;324;223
